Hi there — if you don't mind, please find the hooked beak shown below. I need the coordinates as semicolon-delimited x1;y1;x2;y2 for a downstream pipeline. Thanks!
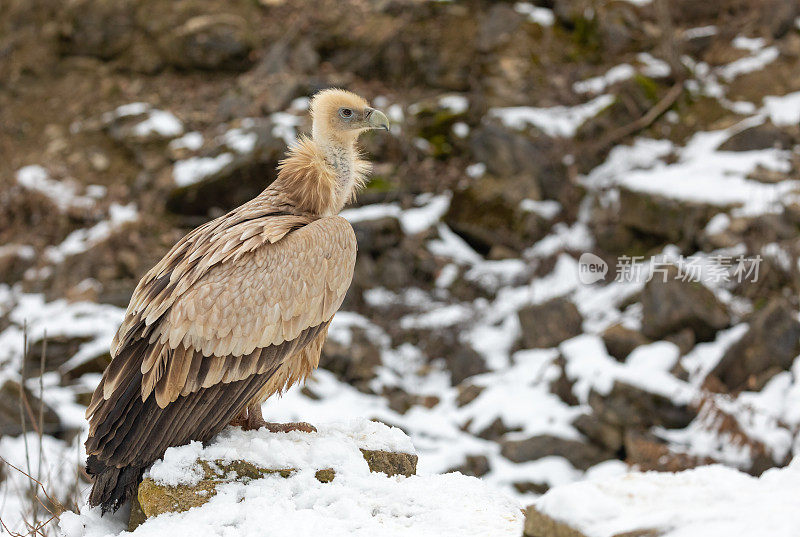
365;108;390;131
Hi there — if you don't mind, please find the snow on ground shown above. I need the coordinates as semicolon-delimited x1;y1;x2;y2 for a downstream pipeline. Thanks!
573;64;636;95
0;288;125;385
44;203;138;264
489;94;615;137
341;193;451;235
173;154;235;187
762;90;800;126
16;165;106;212
514;2;555;27
581;123;797;215
59;421;522;537
168;132;204;152
102;103;184;139
534;459;800;537
0;433;87;535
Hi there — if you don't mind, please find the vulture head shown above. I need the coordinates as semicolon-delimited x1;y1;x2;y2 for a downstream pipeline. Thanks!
310;89;390;143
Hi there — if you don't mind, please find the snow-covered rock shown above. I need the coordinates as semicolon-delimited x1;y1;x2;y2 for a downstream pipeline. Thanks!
59;420;523;537
524;458;800;537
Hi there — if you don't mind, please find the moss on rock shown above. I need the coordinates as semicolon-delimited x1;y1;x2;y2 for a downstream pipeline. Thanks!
131;449;417;530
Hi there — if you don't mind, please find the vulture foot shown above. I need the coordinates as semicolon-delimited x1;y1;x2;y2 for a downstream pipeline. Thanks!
229;404;316;433
263;421;317;433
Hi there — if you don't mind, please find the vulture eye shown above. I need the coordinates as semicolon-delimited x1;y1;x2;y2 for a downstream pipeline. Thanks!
339;108;353;119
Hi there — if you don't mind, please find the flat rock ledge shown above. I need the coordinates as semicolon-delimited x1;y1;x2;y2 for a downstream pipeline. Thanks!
130;449;417;530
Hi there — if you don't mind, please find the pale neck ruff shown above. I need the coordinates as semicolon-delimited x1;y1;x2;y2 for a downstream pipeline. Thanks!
315;135;357;215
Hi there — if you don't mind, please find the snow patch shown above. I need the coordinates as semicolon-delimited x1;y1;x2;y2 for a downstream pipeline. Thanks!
173;154;234;187
489;94;615;137
535;460;800;537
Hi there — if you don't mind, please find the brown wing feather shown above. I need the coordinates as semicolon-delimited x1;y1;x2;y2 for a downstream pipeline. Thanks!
86;322;327;469
92;216;354;412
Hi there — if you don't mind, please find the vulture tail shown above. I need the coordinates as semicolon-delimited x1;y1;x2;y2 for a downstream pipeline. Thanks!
86;455;144;513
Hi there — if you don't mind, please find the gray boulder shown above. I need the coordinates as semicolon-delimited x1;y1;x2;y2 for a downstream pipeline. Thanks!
641;265;730;341
709;298;800;392
519;297;583;349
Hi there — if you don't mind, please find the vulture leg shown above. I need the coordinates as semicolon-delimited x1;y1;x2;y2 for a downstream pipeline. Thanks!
244;403;316;433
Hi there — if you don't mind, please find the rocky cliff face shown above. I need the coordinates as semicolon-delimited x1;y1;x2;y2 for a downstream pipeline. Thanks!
2;0;800;534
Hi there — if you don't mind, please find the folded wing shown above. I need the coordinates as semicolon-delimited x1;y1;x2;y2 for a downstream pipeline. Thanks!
85;215;356;475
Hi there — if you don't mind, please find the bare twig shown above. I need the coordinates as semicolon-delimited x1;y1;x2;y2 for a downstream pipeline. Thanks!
600;81;684;148
35;331;47;527
0;513;57;537
0;456;65;519
19;322;33;509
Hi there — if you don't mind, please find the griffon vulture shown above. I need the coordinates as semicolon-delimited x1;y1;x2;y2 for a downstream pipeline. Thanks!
85;89;390;512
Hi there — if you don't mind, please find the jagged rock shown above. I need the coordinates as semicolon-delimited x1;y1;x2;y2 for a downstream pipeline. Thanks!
764;0;800;38
477;4;523;52
360;449;418;477
574;80;656;173
0;380;64;437
513;481;550;495
500;434;613;470
616;188;722;250
447;345;488;386
519;297;583;349
456;383;484;407
719;122;795;152
25;335;92;374
351;217;404;256
597;6;636;57
447;454;490;477
445;174;549;255
467;123;559;190
102;105;182;149
349;234;438;295
410;95;470;159
572;412;624;453
601;324;650;361
550;0;595;27
59;0;134;60
477;417;521;441
588;381;695;436
624;431;715;472
0;244;36;284
663;328;696;356
60;352;111;380
640;265;730;341
524;504;663;537
669;0;733;24
320;327;382;390
415;330;488;387
160;15;255;71
0;185;76;248
467;124;533;179
708;297;800;392
732;247;799;301
132;450;417;530
524;504;589;537
383;387;439;415
550;355;580;406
